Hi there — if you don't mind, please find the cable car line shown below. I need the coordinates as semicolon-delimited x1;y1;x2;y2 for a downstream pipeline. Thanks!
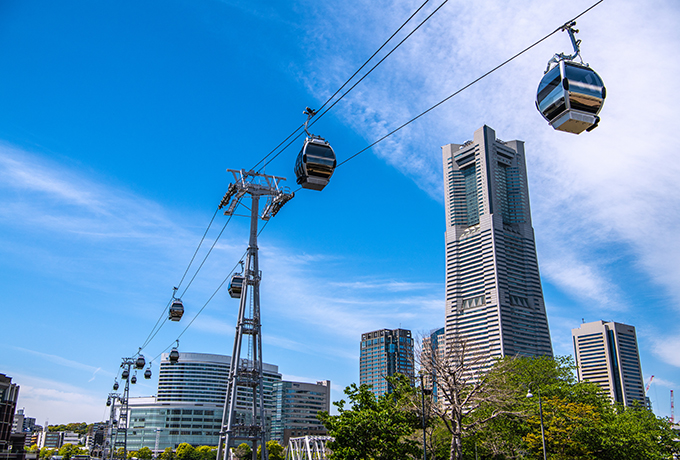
136;210;235;355
113;0;605;389
258;0;449;173
149;220;272;364
176;207;221;290
252;0;438;174
137;207;221;352
337;0;605;168
178;213;236;299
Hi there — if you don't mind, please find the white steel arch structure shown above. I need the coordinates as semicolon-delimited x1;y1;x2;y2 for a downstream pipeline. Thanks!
285;436;333;460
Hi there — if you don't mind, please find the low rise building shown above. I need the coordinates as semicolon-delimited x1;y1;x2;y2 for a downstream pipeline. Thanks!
271;380;331;446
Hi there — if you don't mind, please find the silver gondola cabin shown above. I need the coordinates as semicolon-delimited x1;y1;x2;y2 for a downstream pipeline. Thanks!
169;348;180;364
228;274;244;299
169;299;184;321
536;22;606;134
294;107;337;191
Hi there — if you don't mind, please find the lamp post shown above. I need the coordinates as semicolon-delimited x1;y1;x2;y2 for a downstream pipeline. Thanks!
420;374;432;460
526;386;547;460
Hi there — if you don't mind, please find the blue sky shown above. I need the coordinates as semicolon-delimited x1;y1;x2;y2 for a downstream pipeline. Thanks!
1;0;679;424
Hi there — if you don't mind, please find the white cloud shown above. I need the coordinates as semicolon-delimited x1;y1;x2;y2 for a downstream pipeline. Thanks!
299;0;680;312
651;335;680;368
10;373;106;425
649;376;678;390
12;347;115;379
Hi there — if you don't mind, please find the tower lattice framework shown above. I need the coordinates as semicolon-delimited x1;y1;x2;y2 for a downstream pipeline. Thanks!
216;170;294;460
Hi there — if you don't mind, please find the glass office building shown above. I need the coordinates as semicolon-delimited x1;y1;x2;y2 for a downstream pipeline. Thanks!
359;329;414;396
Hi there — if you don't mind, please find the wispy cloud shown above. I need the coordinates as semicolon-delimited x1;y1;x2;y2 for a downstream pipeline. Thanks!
12;346;115;379
8;372;106;424
297;0;680;314
651;335;680;368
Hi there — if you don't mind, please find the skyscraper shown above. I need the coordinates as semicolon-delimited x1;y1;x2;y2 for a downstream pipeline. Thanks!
359;329;414;396
442;125;552;365
572;320;646;406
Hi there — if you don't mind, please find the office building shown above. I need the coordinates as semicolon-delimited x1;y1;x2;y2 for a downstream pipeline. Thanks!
359;329;414;396
421;327;445;402
441;126;553;368
0;374;20;453
271;380;331;446
572;320;646;406
126;352;281;451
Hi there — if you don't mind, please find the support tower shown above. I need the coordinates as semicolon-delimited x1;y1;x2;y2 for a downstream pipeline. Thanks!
216;170;294;460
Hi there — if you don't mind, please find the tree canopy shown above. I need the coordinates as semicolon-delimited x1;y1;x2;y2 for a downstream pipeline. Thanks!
318;374;421;460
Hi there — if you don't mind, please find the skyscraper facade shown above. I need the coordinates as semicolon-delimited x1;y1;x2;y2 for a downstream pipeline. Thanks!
359;328;414;396
442;126;552;365
572;320;646;406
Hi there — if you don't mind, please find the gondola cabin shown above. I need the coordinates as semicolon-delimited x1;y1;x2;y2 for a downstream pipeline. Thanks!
113;381;119;391
536;60;606;134
121;369;129;379
169;348;180;364
228;274;244;299
294;137;337;191
144;368;152;379
169;299;184;321
130;375;137;384
135;355;146;369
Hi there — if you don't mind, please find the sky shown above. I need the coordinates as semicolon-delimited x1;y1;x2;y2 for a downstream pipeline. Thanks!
1;0;679;424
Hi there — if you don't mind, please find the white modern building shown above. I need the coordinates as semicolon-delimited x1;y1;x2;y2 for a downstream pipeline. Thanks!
126;352;281;451
572;320;646;406
441;126;553;367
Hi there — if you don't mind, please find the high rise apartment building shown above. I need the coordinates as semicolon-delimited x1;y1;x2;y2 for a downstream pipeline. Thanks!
572;321;646;406
442;126;552;365
359;329;414;396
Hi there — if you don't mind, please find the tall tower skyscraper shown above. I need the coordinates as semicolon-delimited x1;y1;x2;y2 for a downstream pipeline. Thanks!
442;125;552;365
572;320;646;406
359;328;414;396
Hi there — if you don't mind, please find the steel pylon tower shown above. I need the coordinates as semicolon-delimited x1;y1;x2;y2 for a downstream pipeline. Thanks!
112;358;134;460
216;170;294;460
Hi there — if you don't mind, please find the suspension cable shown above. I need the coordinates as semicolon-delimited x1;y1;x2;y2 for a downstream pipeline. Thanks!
253;0;438;172
337;0;605;168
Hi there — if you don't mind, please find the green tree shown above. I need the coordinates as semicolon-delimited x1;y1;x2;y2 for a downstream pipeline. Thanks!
233;443;251;460
194;446;216;460
256;440;284;460
175;443;198;460
57;443;87;460
127;451;138;459
318;374;420;460
160;447;174;460
28;444;39;453
39;447;56;459
599;404;679;459
136;447;153;460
